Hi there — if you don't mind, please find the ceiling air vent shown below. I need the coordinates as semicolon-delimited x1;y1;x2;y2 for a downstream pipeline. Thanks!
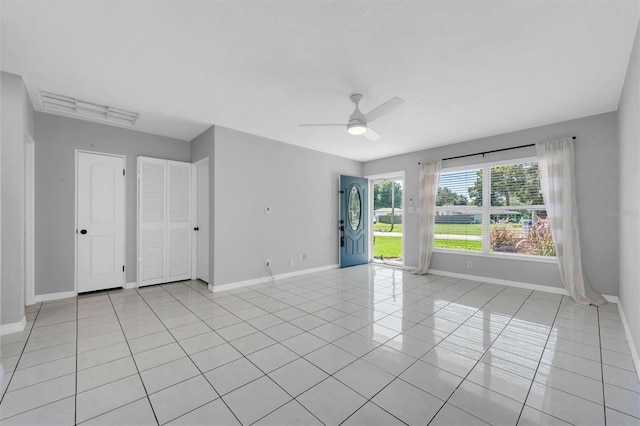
40;91;139;126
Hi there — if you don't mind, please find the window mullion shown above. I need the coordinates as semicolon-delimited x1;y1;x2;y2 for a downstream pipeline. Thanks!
482;166;491;253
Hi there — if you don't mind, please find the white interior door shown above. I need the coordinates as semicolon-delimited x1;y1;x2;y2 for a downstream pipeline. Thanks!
138;157;192;287
138;157;167;287
77;152;125;293
195;159;209;282
166;161;191;282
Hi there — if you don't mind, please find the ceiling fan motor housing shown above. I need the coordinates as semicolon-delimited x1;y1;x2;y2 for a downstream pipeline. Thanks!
347;96;367;135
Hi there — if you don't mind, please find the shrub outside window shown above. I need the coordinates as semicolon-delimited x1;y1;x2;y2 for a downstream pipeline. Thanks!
434;159;555;257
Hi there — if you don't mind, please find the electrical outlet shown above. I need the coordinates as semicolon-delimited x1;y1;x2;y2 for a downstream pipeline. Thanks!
466;261;473;269
302;253;308;260
289;259;294;267
265;259;271;267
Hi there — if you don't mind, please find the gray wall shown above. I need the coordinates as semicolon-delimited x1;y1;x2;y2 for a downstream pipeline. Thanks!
0;72;30;324
34;113;191;295
618;20;640;359
212;126;362;286
363;112;620;296
190;125;215;283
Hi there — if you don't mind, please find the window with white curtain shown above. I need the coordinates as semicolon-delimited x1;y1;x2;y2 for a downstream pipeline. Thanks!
434;158;555;257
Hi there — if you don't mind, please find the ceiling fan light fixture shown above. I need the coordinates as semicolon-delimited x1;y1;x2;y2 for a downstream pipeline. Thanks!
347;123;367;136
299;93;404;140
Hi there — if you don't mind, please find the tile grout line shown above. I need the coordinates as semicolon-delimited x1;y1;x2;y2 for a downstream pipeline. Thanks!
7;267;634;425
307;275;501;425
0;302;81;423
320;272;636;417
335;277;497;426
0;302;43;406
156;281;325;426
167;276;408;424
133;283;246;426
514;295;565;425
135;273;596;426
515;300;637;422
226;274;463;424
527;302;624;410
155;270;636;424
104;290;161;426
597;305;608;425
420;283;538;425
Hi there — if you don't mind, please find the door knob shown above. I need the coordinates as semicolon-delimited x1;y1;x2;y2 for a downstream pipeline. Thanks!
80;229;87;235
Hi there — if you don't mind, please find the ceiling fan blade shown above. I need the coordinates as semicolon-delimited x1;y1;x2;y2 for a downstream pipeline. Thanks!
299;123;346;127
362;127;380;141
364;97;405;123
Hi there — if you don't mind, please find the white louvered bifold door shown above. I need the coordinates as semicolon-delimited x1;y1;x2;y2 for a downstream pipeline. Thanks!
138;157;167;287
166;161;192;282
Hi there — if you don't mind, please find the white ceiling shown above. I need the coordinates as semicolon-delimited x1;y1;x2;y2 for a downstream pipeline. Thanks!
2;1;639;162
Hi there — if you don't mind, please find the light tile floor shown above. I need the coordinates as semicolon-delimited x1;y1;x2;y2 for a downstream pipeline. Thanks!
1;265;639;425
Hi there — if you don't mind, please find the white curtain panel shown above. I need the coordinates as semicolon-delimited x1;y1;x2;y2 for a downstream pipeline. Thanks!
536;137;606;306
414;160;442;275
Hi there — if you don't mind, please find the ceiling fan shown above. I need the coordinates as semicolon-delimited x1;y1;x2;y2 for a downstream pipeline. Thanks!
299;94;405;141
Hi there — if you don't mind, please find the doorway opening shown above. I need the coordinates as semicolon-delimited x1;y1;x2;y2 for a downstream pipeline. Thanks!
370;173;404;267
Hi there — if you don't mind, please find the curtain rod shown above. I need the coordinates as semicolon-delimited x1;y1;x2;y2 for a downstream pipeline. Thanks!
419;136;576;164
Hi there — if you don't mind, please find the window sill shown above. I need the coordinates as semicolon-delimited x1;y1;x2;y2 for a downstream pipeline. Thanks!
433;248;557;264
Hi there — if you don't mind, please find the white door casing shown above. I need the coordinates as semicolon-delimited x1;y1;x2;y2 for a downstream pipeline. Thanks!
194;159;209;282
77;151;125;293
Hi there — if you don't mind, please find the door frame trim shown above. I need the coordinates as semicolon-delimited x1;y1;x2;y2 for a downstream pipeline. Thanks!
365;171;406;269
74;150;127;294
24;132;36;305
191;157;209;281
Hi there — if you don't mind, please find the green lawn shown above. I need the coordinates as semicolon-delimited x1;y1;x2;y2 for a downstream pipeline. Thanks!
373;235;401;258
373;223;403;233
374;223;524;255
374;234;482;256
434;223;482;235
435;222;526;236
434;238;482;251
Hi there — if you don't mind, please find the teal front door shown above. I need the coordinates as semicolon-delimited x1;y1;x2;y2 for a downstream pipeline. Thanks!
340;175;369;267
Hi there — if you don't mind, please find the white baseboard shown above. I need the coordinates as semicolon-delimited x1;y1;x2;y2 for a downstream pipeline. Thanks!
428;269;570;295
34;291;77;303
426;268;618;302
211;276;273;293
211;264;340;293
274;264;340;280
617;302;640;383
0;316;26;336
123;282;137;290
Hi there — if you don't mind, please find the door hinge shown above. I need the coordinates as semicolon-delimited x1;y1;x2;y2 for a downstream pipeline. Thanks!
122;265;125;272
123;169;126;176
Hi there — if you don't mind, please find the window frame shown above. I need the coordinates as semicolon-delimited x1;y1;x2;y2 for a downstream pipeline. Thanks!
433;156;556;262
